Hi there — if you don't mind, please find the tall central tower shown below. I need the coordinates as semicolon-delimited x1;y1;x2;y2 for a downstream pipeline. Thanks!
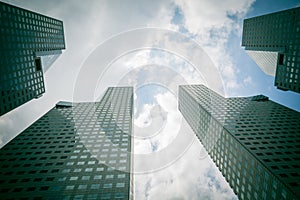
0;87;134;200
179;85;300;200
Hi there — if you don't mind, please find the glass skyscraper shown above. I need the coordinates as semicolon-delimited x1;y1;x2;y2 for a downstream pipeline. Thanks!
0;2;66;116
179;85;300;200
0;87;134;200
242;7;300;93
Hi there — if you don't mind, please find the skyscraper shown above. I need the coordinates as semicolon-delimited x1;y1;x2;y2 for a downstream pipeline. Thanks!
0;87;134;200
242;7;300;93
179;85;300;200
0;2;66;116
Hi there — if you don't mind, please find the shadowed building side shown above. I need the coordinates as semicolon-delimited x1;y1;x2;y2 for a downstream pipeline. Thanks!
0;2;66;116
179;85;300;200
0;87;134;200
242;7;300;93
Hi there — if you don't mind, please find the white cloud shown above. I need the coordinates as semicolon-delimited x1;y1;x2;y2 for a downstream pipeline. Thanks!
133;91;181;155
135;104;155;128
135;135;237;200
173;0;255;91
152;92;181;150
243;76;253;85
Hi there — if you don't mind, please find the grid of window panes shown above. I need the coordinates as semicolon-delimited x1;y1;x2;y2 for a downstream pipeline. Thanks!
242;7;300;93
0;2;65;115
179;85;300;200
275;48;300;92
0;87;133;200
178;85;225;153
242;7;300;49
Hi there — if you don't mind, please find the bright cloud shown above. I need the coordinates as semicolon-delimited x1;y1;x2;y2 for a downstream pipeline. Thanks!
173;0;255;91
243;76;253;85
135;136;237;200
133;91;181;155
135;104;155;128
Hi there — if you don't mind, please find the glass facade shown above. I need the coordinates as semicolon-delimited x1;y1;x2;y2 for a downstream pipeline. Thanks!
242;7;300;93
0;2;66;116
179;85;300;200
0;87;133;200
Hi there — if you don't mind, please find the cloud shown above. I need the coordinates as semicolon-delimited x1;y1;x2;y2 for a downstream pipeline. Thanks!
135;137;237;200
173;0;255;91
243;76;253;85
133;90;181;155
135;104;156;128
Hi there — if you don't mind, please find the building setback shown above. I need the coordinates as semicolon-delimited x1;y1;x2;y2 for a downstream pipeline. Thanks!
179;85;300;200
0;2;66;116
242;7;300;93
0;87;134;200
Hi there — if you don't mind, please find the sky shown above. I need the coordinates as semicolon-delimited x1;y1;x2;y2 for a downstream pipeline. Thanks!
0;0;300;199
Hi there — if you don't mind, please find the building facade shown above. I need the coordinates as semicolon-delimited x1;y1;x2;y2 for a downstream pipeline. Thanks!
242;7;300;93
179;85;300;200
0;1;66;116
0;87;134;200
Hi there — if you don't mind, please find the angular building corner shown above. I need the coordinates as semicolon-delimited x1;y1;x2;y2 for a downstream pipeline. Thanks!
179;85;300;200
241;7;300;94
0;87;134;200
0;1;66;116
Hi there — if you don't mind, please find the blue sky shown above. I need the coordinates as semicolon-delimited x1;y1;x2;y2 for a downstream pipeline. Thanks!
0;0;300;199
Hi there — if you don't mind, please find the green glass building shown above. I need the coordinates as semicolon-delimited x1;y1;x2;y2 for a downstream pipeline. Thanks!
0;1;66;116
242;7;300;93
179;85;300;200
0;87;134;200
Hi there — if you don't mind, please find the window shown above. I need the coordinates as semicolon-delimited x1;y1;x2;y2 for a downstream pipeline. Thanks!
96;167;104;171
82;176;90;180
70;176;78;181
85;168;93;172
88;161;96;165
278;53;284;65
94;175;102;180
103;183;112;188
78;185;87;190
35;57;42;71
105;175;113;179
74;168;81;172
118;174;126;178
115;192;125;199
116;183;125;188
87;183;99;191
66;185;74;190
